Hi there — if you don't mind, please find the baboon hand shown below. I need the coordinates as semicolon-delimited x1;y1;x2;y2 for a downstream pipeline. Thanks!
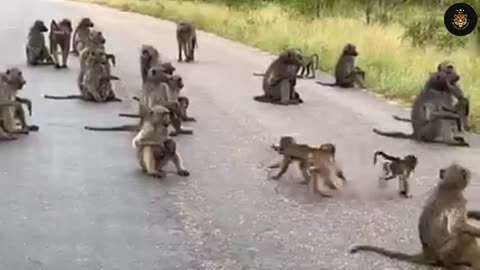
177;169;190;177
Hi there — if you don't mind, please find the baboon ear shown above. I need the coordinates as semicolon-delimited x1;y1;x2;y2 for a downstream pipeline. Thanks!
461;169;469;180
5;69;10;75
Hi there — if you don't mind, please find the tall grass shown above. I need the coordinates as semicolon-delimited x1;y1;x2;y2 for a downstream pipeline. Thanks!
77;0;480;130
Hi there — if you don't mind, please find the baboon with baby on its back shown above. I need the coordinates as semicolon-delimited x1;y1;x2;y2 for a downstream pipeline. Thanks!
316;43;365;88
176;21;198;62
350;163;480;268
252;49;304;105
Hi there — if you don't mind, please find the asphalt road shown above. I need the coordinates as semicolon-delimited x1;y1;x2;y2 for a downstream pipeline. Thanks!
1;0;480;269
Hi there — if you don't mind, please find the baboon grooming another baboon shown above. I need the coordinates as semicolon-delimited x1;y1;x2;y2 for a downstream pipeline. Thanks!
132;105;190;178
0;68;38;140
373;151;417;198
252;49;304;105
176;21;198;62
373;71;469;147
297;53;319;79
49;19;73;69
316;43;365;88
26;20;54;66
71;17;94;55
350;163;480;268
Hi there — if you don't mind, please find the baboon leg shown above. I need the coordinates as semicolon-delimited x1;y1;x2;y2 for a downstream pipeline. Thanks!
43;94;85;100
354;74;366;88
171;153;190;176
271;157;292;180
118;113;141;118
0;122;17;140
398;174;412;198
183;41;190;62
298;160;311;185
277;80;298;105
177;40;183;62
169;113;193;136
42;47;54;65
62;45;70;67
84;124;138;132
311;172;334;197
142;147;166;178
457;244;480;268
307;65;316;78
268;161;281;169
14;103;30;133
308;172;318;195
440;120;470;147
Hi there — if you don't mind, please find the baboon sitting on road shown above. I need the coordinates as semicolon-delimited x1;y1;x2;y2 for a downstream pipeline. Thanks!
26;20;54;66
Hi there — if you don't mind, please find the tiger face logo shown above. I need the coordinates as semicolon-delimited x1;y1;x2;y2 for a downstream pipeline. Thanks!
452;9;469;30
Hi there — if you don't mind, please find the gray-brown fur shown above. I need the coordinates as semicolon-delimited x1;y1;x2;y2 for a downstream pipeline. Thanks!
176;21;198;62
373;151;417;198
71;17;94;55
132;105;189;178
373;71;469;147
253;49;304;105
316;43;365;88
49;19;73;69
350;163;480;268
26;20;54;66
297;53;319;79
140;44;161;83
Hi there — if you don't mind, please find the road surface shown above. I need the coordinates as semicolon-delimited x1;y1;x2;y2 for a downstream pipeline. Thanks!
1;0;479;269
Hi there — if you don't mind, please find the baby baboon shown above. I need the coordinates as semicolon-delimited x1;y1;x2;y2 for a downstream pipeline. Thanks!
26;20;54;66
176;21;198;62
49;19;73;69
132;105;190;178
71;17;94;55
350;163;480;268
140;44;161;83
297;53;319;79
178;96;196;122
374;71;469;147
316;43;365;88
373;151;417;198
269;136;314;183
253;49;304;105
306;143;347;197
0;68;38;139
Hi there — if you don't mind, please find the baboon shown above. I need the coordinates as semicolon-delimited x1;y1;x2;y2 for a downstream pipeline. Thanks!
350;163;480;268
49;19;73;69
0;68;38;140
44;49;120;102
161;62;176;75
297;53;319;79
71;17;94;55
269;136;346;196
176;21;198;62
253;49;304;105
178;96;196;122
373;71;469;147
140;44;161;83
25;20;54;66
373;151;417;198
132;105;190;178
316;43;365;88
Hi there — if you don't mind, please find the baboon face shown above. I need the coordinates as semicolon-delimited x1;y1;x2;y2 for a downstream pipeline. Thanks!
279;49;304;67
170;75;183;90
279;136;296;150
343;43;358;56
33;20;48;32
141;45;157;61
147;66;169;83
178;97;189;108
90;30;105;45
438;163;470;190
80;18;94;28
427;71;451;92
149;106;171;127
161;62;176;75
404;155;418;170
86;49;108;65
3;68;26;90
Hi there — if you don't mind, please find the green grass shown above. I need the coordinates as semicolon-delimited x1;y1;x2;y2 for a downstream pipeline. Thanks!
77;0;480;131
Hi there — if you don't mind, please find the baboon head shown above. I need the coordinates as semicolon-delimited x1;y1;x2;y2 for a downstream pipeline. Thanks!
278;136;296;150
79;17;94;28
146;66;170;84
438;163;470;191
178;96;189;109
148;105;171;127
437;61;460;84
89;30;106;45
169;75;184;90
86;49;108;65
32;20;48;32
141;45;159;62
59;19;73;32
279;49;304;67
160;62;176;75
404;155;418;171
319;143;336;156
342;43;358;57
2;68;26;90
426;71;451;92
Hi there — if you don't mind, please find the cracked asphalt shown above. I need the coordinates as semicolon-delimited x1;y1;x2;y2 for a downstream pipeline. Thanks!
1;0;480;269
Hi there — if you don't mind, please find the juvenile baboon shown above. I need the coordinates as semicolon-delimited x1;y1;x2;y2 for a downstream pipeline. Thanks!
253;49;304;105
0;68;38;140
176;21;198;62
316;43;365;88
373;151;417;198
178;96;196;122
297;53;319;79
373;71;469;147
71;17;94;55
26;20;54;66
44;49;120;102
140;44;161;83
350;163;480;268
49;19;73;69
132;105;190;178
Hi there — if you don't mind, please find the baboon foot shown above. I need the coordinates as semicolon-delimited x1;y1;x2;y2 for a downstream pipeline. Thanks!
28;125;39;132
169;131;178;137
317;191;334;198
183;117;196;122
54;64;61;69
149;171;166;178
177;58;183;62
270;175;281;180
177;169;190;177
61;64;67;69
298;180;309;185
400;191;412;198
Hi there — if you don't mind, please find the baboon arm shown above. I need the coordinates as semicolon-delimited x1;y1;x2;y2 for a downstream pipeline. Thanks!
459;222;480;237
467;210;480;220
383;174;396;181
430;110;461;120
268;161;281;169
0;101;17;107
170;153;187;173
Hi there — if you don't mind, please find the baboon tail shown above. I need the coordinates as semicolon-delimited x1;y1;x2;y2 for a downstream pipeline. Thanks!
118;113;141;118
253;95;272;103
193;36;198;49
467;210;480;220
392;115;412;122
373;128;412;139
132;96;140;102
312;53;319;70
252;72;265;77
349;245;434;266
43;94;82;100
84;126;133;132
316;81;337;87
373;151;398;164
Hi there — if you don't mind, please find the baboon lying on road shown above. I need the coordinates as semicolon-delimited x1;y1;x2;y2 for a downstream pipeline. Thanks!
350;163;480;268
